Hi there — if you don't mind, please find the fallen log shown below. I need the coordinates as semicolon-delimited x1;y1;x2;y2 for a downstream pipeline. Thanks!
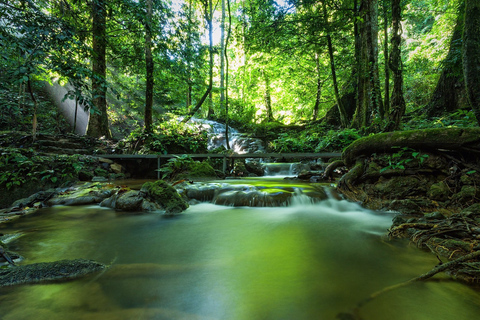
342;127;480;166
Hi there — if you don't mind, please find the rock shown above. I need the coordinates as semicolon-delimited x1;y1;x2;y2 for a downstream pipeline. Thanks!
141;180;189;214
214;190;293;207
114;190;144;211
47;183;115;206
0;259;106;287
184;184;218;202
245;160;264;176
110;163;123;174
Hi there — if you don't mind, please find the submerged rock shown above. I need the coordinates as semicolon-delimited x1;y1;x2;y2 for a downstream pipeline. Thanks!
0;259;106;287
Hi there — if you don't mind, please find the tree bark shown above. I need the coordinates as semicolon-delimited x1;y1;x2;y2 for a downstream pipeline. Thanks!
312;52;322;121
144;0;154;134
383;0;390;114
87;0;111;139
322;0;349;128
224;0;232;149
342;127;480;166
263;69;273;122
425;3;466;117
384;0;405;131
351;0;384;128
183;0;213;123
463;0;480;125
220;0;226;110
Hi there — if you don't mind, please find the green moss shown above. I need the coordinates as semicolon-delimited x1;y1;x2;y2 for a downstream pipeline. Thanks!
141;180;188;214
185;161;216;178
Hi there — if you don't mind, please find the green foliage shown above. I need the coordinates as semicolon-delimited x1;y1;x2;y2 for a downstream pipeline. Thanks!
157;154;216;180
122;117;209;154
315;129;362;152
0;149;91;190
380;147;430;172
404;109;478;130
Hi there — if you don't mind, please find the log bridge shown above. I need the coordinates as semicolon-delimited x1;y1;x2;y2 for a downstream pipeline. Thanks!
97;152;342;179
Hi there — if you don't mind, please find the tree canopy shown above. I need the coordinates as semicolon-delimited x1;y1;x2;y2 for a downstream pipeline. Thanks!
0;0;478;137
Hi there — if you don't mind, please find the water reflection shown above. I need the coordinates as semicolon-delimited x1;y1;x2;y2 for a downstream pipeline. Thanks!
1;199;479;320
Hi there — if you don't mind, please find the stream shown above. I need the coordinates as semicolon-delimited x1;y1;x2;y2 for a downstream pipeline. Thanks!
1;179;480;319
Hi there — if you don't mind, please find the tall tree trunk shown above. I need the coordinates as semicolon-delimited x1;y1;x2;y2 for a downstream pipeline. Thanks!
220;0;226;110
263;70;273;122
463;0;480;125
183;0;213;123
313;52;322;121
383;0;390;114
385;0;405;131
144;0;154;134
351;0;384;128
186;0;193;110
27;79;38;141
425;3;465;117
87;0;111;138
322;0;348;128
224;0;232;149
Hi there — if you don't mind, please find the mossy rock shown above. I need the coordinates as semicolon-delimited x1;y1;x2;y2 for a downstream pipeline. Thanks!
141;180;188;214
427;182;451;201
0;259;105;287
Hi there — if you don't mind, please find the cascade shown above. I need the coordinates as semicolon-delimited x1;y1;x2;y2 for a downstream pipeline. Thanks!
184;118;265;154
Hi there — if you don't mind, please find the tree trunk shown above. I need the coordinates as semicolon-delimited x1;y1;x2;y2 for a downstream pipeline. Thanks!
351;0;384;128
425;3;466;117
463;0;480;125
322;0;349;128
87;0;111;139
312;52;322;121
383;0;390;114
144;0;154;134
220;0;226;110
384;0;405;131
183;0;213;123
224;0;232;149
342;127;480;166
263;70;273;122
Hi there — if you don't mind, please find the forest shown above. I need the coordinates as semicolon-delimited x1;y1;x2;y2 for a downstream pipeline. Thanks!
2;0;480;318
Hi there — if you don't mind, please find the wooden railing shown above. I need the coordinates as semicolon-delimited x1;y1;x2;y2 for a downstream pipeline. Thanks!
96;152;342;178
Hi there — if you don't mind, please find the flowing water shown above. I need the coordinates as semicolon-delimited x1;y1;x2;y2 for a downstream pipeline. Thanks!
1;180;480;320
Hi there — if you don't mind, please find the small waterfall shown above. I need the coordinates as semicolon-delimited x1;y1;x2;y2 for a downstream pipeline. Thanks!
289;188;316;206
184;118;265;154
263;162;311;177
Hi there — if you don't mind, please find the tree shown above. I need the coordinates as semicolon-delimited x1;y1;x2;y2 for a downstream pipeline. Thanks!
385;0;406;131
144;0;154;133
182;0;213;123
351;0;384;128
322;0;348;128
463;0;480;125
424;2;466;117
87;0;111;138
